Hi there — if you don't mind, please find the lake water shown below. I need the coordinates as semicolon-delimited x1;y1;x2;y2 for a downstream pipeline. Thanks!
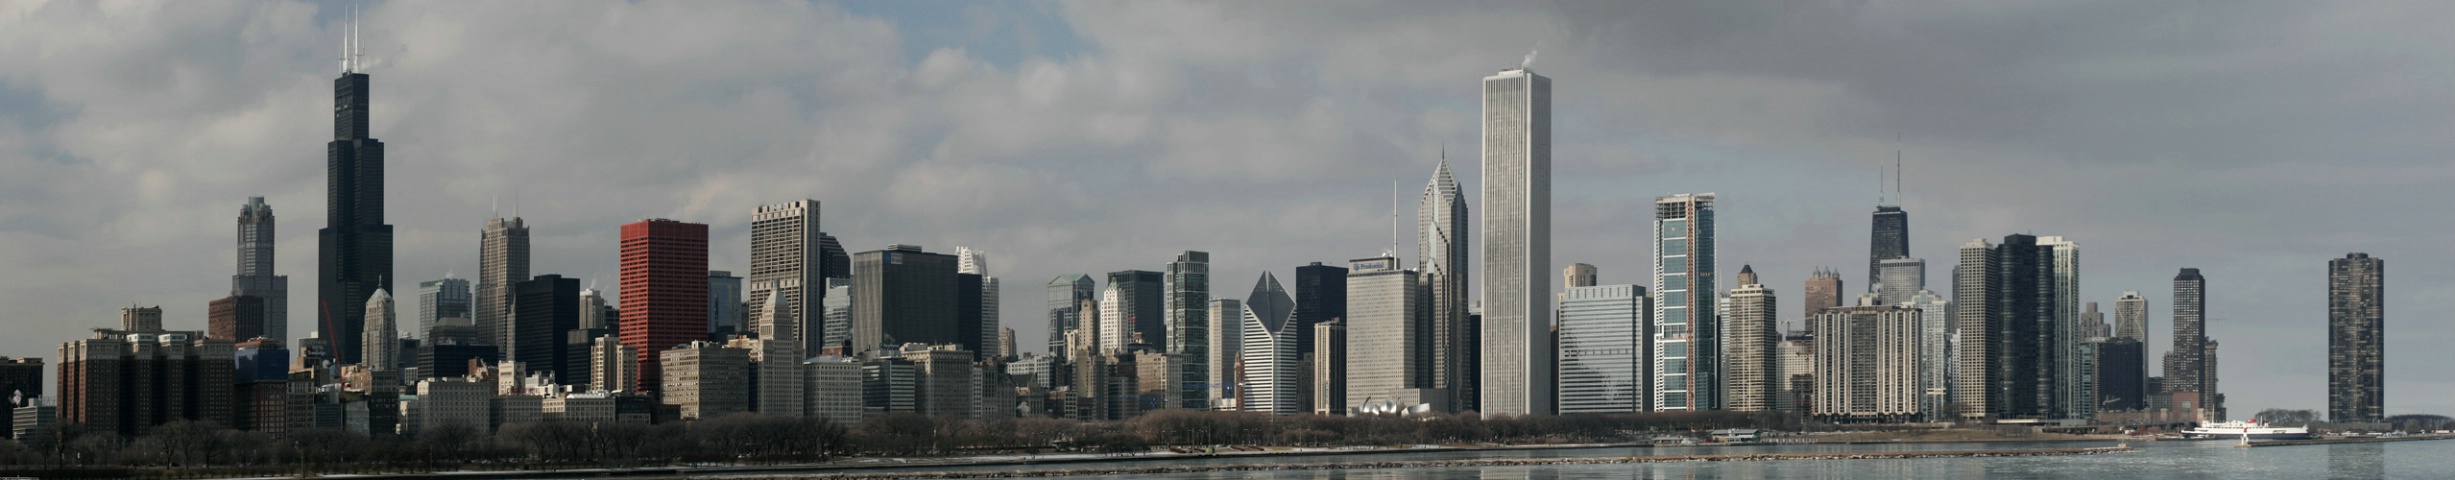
778;439;2454;479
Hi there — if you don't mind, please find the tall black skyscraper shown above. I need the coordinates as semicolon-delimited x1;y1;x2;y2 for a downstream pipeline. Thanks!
319;53;392;365
2327;253;2385;423
1292;262;1348;356
1869;206;1908;290
1952;234;2060;421
513;274;582;383
851;245;959;358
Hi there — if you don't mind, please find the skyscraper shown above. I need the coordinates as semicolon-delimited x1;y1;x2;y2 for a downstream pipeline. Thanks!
2113;292;2149;342
749;200;821;353
1903;289;1952;419
514;275;582;384
821;278;852;355
2095;337;2146;411
1555;284;1648;414
478;217;530;353
1873;258;1926;306
1291;263;1345;355
1953;235;2062;421
957;272;986;359
618;219;709;394
1811;297;1924;423
851;245;960;358
2038;236;2087;420
1313;319;1346;415
1481;66;1552;417
2162;268;2212;419
1207;298;1242;410
1724;271;1778;412
1345;256;1437;412
319;57;394;365
1238;272;1300;415
209;296;269;341
1869;206;1909;291
2327;253;2385;423
1652;193;1715;412
958;247;1000;363
1047;274;1095;356
231;197;289;342
2081;302;2108;339
579;286;611;330
121;306;162;333
1165;251;1210;409
1418;159;1474;413
363;289;397;371
1099;283;1128;352
1804;267;1842;313
416;277;471;338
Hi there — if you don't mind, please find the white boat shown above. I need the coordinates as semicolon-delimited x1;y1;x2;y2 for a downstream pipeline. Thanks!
2181;420;2312;440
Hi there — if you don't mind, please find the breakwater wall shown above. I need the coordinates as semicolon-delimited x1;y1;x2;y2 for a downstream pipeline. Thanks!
752;446;2133;479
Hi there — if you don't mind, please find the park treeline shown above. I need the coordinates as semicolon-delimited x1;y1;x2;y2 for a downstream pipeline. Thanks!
0;410;1798;477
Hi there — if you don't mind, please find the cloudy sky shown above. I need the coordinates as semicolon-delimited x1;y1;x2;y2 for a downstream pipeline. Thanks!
1;1;2448;416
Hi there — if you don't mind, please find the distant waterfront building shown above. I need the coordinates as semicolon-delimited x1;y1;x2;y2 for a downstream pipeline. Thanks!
2081;303;2108;340
121;305;162;333
2327;253;2385;423
1812;296;1924;423
1099;283;1129;353
58;329;235;436
708;271;743;340
478;216;531;358
820;278;852;355
619;219;709;394
209;295;270;342
802;356;863;425
363;289;398;372
2095;337;2146;411
1165;251;1211;409
1555;284;1649;414
1239;273;1301;415
1046;274;1096;357
417;277;471;338
1104;270;1165;352
1418;158;1473;413
1652;193;1716;412
959;247;1001;363
1312;319;1346;415
1873;258;1926;307
2113;292;2149;342
750;200;823;354
853;245;961;358
998;328;1017;360
2038;236;2087;420
0;357;42;418
661;340;749;420
1724;270;1778;412
1345;256;1438;412
1802;268;1841;316
589;335;637;393
402;378;491;435
1480;66;1552;418
1869;205;1909;292
2161;268;2215;421
231;197;290;342
1954;235;2063;421
1776;333;1815;414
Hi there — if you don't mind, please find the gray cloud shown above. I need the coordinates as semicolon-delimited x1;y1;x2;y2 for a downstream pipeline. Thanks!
0;0;2446;416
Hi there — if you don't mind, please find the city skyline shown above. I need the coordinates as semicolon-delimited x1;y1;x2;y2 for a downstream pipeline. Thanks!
0;1;2448;417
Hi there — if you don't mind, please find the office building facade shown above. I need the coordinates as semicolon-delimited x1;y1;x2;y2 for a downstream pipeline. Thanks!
852;245;961;358
1418;159;1473;413
1047;274;1096;357
231;197;290;343
1480;67;1552;417
1238;273;1300;414
478;217;529;356
618;219;709;394
2327;253;2385;423
1165;251;1210;409
319;65;395;365
1555;284;1648;413
749;200;823;353
1723;275;1778;412
1652;193;1716;412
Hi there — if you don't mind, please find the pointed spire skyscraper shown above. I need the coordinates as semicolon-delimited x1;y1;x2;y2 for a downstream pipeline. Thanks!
1418;157;1472;412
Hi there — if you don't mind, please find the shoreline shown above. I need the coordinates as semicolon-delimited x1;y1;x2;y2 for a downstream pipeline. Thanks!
711;446;2135;479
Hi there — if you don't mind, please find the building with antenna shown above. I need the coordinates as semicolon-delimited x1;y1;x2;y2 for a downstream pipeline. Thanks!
319;7;393;365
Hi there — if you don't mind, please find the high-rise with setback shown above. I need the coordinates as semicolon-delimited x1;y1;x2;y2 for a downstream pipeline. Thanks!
2327;253;2385;423
750;200;823;354
1238;272;1300;415
1418;159;1473;413
230;197;289;342
959;247;1001;362
319;49;394;365
1724;267;1778;412
1869;205;1908;291
1652;193;1716;411
1480;66;1553;417
2161;268;2214;419
478;217;529;353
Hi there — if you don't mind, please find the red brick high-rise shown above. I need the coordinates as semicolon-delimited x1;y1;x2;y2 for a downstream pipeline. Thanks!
620;219;709;394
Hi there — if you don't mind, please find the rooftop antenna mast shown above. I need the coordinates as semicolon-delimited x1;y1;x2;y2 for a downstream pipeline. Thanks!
1389;176;1399;258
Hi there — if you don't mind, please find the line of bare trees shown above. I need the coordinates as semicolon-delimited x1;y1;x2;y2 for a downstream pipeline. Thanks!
0;409;1798;476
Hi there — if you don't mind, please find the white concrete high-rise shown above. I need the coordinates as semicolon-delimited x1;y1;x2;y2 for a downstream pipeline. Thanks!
1723;274;1778;412
1100;284;1128;353
363;288;397;371
1344;256;1437;412
2113;291;2149;342
1206;298;1242;410
2038;236;2086;420
1479;66;1553;417
1239;273;1300;415
1652;193;1718;411
750;200;822;353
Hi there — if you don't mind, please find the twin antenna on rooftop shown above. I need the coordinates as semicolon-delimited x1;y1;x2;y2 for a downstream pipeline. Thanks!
338;2;364;74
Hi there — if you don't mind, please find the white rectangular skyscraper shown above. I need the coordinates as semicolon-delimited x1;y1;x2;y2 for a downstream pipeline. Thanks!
1479;66;1552;417
750;200;821;352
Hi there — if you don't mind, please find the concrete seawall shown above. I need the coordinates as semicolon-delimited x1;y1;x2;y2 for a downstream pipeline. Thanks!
734;446;2133;479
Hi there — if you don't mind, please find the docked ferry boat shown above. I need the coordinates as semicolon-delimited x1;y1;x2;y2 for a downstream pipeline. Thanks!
2181;420;2313;440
